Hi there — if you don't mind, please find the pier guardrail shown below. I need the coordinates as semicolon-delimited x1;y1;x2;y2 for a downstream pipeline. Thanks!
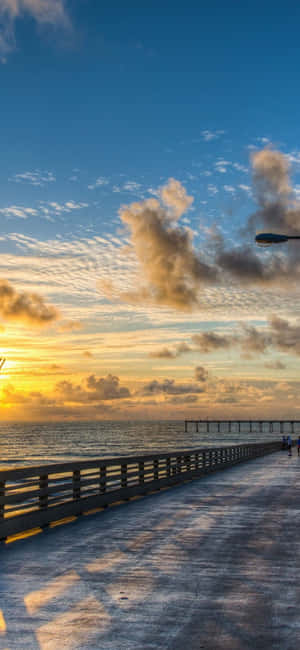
0;441;281;540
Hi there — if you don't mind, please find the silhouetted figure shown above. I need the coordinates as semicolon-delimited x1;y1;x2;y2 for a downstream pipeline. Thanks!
297;436;300;456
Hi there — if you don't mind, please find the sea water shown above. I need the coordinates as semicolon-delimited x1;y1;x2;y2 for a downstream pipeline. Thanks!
0;420;287;469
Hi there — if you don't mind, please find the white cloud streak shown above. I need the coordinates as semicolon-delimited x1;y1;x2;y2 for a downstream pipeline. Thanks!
10;171;56;186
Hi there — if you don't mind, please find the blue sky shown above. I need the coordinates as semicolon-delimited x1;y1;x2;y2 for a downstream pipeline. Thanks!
1;0;300;241
1;0;300;420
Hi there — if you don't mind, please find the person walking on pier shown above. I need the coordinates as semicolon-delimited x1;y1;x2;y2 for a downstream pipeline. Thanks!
297;436;300;456
282;435;287;450
287;435;292;456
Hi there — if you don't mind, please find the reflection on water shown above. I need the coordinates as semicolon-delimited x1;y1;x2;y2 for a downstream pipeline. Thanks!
0;420;284;469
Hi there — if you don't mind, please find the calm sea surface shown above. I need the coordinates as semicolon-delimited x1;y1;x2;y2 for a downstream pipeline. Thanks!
0;420;290;469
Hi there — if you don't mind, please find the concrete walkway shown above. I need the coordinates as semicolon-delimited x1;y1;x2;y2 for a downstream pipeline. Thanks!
1;451;300;650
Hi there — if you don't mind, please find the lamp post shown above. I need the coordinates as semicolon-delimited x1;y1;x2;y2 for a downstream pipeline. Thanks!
255;233;300;247
255;231;300;444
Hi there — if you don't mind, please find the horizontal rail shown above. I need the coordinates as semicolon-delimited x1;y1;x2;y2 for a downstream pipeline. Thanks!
0;441;282;540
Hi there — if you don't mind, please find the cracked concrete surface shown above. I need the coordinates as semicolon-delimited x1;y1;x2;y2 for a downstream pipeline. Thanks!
0;451;299;649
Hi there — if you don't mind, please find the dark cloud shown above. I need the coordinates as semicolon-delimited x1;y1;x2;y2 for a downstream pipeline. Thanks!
239;324;271;357
268;315;300;354
167;394;199;404
215;243;291;286
264;360;286;370
191;315;300;360
213;147;300;287
149;342;192;358
0;279;59;326
141;378;206;395
56;374;131;402
192;331;235;352
251;148;296;231
194;366;209;382
86;374;130;400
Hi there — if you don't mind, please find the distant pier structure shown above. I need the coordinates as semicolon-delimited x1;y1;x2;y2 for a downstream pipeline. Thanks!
184;419;300;434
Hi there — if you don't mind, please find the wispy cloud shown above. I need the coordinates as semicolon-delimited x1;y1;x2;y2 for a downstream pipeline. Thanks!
58;320;83;333
0;200;88;221
10;170;56;186
215;159;231;174
201;130;225;142
88;177;109;190
44;201;88;214
0;205;38;219
0;0;70;58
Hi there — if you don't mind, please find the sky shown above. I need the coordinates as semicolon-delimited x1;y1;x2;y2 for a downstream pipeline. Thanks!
2;0;300;420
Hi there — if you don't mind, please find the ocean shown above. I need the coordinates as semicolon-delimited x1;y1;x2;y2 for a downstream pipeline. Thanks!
0;420;289;470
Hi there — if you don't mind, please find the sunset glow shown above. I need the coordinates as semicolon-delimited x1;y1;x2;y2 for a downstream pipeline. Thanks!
0;2;300;421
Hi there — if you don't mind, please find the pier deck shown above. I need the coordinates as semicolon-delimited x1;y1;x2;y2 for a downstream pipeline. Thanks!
1;451;300;649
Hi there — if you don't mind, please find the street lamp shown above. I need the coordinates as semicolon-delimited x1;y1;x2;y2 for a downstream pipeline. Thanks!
255;233;300;247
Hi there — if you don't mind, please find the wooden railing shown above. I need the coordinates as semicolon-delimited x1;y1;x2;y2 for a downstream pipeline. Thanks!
0;441;281;540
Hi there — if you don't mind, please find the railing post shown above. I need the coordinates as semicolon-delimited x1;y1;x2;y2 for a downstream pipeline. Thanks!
166;457;171;477
39;474;48;511
195;453;199;470
153;459;159;481
100;466;106;494
176;456;182;475
0;481;5;520
121;463;128;488
139;461;145;485
73;469;81;501
185;455;191;473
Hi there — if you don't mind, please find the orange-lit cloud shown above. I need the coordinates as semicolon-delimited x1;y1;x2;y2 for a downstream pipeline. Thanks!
56;374;131;402
113;180;218;310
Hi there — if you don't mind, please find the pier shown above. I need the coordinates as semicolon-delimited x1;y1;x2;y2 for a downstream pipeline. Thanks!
0;447;299;648
184;419;300;433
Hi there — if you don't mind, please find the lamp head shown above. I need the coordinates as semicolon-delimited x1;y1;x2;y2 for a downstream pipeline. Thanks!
255;233;289;247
